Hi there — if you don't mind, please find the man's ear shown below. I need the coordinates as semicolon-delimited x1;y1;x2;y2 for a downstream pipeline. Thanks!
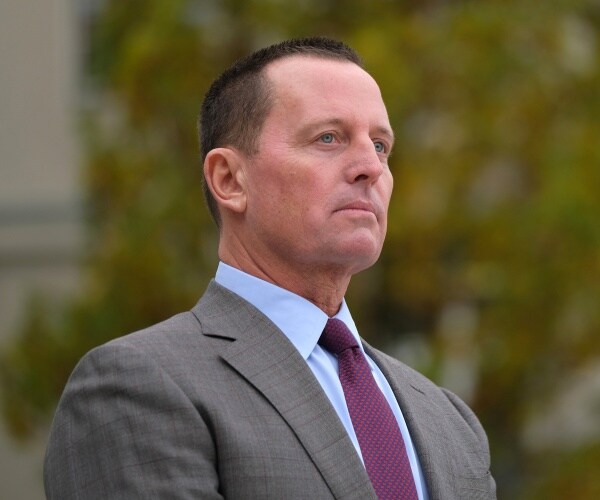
203;148;248;215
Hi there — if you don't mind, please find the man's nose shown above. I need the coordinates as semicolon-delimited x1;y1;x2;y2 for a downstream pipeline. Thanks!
346;140;385;183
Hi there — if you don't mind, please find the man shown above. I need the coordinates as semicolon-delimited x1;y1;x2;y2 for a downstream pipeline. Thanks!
44;37;496;499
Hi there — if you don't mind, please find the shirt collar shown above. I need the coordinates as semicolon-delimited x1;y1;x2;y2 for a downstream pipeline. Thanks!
215;262;361;359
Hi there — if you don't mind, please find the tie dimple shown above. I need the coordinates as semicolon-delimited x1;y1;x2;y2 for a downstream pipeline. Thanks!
318;318;358;353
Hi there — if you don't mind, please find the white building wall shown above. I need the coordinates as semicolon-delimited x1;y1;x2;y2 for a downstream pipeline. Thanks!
0;0;81;497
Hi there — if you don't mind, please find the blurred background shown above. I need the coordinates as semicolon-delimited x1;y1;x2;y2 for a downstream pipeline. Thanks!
1;0;599;498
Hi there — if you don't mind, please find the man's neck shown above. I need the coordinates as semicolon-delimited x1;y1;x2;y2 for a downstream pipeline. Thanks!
218;252;350;318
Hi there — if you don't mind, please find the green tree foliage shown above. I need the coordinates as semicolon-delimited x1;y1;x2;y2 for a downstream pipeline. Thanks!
2;0;599;497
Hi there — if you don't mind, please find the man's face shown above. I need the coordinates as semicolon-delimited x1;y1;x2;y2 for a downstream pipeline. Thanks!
241;55;394;278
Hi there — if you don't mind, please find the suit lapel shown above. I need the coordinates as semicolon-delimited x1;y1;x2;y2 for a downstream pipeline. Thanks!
365;344;461;500
193;282;377;500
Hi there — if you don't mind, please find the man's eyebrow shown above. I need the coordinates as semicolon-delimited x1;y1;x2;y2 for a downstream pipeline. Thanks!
297;118;344;135
297;119;395;143
373;125;395;144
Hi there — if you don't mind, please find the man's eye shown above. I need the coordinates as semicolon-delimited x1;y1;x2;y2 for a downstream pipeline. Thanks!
319;133;335;144
374;141;386;153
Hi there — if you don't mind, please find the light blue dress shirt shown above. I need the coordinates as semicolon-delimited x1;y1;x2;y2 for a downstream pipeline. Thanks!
215;262;429;500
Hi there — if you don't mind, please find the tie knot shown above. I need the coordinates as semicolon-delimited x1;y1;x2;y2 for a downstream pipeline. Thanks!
319;318;359;355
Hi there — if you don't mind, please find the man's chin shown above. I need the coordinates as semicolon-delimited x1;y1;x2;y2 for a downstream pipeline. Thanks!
332;241;383;274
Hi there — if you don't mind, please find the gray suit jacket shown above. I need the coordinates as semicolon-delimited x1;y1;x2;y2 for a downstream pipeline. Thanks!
44;281;496;499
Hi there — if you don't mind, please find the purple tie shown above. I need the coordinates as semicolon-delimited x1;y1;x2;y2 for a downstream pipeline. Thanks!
319;318;419;500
